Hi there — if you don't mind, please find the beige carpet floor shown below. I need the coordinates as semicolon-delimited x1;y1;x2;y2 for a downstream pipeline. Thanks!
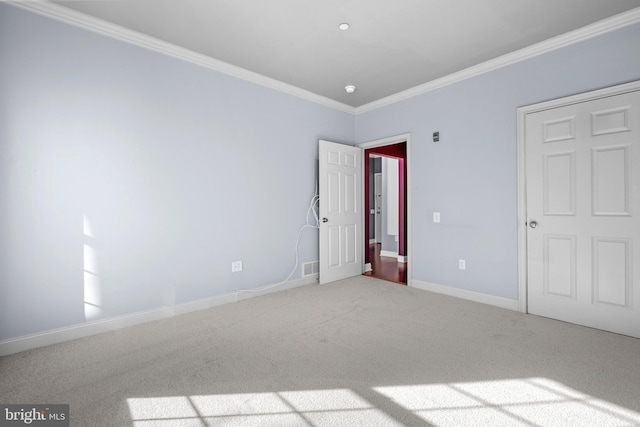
1;275;639;426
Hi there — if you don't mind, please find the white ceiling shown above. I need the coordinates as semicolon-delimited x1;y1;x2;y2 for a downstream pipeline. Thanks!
49;0;640;108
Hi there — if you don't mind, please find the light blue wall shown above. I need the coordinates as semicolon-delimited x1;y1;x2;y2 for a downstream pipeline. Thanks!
2;3;640;342
0;4;353;341
356;22;640;300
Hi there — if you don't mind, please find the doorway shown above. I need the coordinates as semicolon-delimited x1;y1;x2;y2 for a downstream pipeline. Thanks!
359;134;411;285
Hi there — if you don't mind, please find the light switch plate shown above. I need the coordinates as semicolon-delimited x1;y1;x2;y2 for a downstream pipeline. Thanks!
433;212;440;223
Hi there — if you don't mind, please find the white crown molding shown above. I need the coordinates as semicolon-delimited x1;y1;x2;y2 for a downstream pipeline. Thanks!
355;6;640;115
7;0;356;115
7;2;640;116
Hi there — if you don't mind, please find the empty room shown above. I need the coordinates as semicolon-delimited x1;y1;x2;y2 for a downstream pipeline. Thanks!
1;1;640;426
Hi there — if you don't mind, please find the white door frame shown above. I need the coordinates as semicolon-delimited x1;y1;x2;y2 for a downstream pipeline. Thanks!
374;172;382;243
358;133;412;286
516;80;640;314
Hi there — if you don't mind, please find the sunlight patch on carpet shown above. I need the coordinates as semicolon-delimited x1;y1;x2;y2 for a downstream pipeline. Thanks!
126;378;640;426
127;388;399;426
374;377;640;426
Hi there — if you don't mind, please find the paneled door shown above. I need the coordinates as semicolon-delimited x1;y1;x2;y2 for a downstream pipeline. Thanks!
525;85;640;337
319;140;363;284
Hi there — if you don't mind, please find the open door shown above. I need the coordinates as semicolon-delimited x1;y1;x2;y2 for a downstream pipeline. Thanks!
318;140;363;284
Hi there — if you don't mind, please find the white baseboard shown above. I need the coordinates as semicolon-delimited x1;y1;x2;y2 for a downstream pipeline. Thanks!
364;263;372;272
397;255;408;263
234;274;318;302
380;250;398;258
411;279;519;311
0;274;318;357
369;239;377;244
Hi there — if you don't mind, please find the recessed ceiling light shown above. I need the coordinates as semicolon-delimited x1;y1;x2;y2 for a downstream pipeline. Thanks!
339;23;350;31
345;85;356;94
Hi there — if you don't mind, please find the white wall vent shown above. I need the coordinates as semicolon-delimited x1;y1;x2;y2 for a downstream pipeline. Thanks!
302;261;319;276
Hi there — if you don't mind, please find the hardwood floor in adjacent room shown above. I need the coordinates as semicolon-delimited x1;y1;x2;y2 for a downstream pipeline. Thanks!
363;243;407;285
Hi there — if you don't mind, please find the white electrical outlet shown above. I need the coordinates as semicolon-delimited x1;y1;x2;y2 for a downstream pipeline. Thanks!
231;261;243;272
433;212;440;223
458;259;466;270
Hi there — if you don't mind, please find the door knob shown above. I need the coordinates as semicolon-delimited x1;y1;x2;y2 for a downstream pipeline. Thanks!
322;218;328;223
529;220;538;229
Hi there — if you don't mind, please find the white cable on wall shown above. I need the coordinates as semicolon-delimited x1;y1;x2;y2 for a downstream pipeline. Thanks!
235;182;319;300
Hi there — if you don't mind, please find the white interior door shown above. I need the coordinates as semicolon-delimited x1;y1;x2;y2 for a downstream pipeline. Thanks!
525;87;640;338
319;140;363;284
